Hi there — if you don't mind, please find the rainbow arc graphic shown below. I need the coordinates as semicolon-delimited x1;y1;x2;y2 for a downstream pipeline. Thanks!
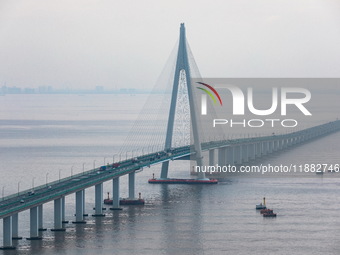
196;82;223;106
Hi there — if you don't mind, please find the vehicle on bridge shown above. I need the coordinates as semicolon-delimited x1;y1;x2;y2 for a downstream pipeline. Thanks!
113;163;120;168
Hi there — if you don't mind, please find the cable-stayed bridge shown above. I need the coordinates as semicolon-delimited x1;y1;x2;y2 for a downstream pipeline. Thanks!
1;23;339;249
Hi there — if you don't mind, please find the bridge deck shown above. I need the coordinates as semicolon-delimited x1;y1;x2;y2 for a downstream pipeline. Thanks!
0;120;339;219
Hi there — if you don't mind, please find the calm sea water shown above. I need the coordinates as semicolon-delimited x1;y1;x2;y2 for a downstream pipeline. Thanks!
1;94;340;255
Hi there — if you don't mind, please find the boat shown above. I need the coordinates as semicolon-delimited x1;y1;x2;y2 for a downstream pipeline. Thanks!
104;192;145;205
119;198;145;205
256;197;267;209
103;192;112;205
260;208;273;214
263;210;277;217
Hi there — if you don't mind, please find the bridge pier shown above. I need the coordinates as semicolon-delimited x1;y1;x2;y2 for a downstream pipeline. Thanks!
275;140;278;151
268;141;273;154
234;145;242;165
261;142;267;156
52;198;65;231
218;147;226;166
12;213;22;240
27;206;42;240
226;146;234;165
82;189;88;217
249;144;256;160
110;177;122;210
282;139;286;149
287;138;293;147
72;190;86;224
61;196;68;223
277;140;282;150
0;216;15;250
296;136;301;144
92;183;105;217
256;143;261;158
291;137;296;145
129;172;135;199
299;136;303;144
38;204;46;231
276;140;280;150
209;149;215;166
242;145;248;163
160;161;169;179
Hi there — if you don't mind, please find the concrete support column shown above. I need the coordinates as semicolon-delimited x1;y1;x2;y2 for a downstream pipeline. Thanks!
262;142;267;155
38;205;46;231
209;149;215;166
129;172;135;199
82;189;88;217
242;145;248;163
277;140;282;150
234;145;242;165
73;190;86;223
273;141;278;151
1;216;14;250
110;177;122;210
218;147;226;166
93;183;105;217
52;198;65;231
275;140;279;150
256;143;262;158
287;138;292;147
268;141;273;153
61;196;68;223
249;144;256;160
226;146;234;165
27;206;42;240
11;213;22;240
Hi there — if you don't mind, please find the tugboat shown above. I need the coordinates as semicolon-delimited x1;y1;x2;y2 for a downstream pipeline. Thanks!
104;192;112;205
256;197;267;210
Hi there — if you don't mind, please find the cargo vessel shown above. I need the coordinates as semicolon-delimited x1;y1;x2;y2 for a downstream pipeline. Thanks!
104;192;145;205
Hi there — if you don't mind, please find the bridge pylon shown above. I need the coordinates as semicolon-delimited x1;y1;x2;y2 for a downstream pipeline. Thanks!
160;23;207;180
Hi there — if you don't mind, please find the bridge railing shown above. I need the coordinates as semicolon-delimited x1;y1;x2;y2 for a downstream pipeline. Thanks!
1;166;101;202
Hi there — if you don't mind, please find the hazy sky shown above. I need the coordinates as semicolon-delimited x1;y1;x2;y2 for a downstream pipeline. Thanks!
0;0;339;90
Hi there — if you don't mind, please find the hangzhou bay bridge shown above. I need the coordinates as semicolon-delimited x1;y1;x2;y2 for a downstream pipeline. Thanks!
1;23;340;249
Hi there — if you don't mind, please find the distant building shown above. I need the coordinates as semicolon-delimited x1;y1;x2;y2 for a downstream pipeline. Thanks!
24;88;36;94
